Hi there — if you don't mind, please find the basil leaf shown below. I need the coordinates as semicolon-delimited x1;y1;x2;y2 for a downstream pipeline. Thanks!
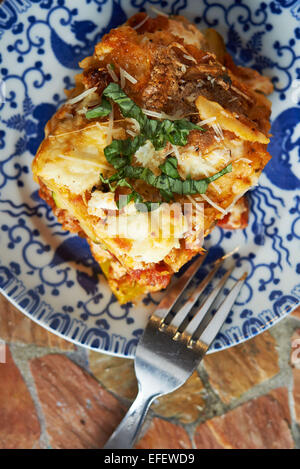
104;135;146;168
160;189;174;202
102;83;205;149
205;163;232;182
103;82;147;127
85;97;112;119
117;193;132;209
123;163;232;195
97;84;230;206
159;157;180;179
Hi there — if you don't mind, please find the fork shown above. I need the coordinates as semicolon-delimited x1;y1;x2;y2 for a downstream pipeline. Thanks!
104;254;247;449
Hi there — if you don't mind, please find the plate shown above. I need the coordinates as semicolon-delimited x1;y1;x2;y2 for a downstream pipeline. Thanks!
0;0;299;357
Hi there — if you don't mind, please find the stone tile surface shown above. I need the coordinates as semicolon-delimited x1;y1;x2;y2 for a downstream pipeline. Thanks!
136;418;192;449
203;331;279;403
0;294;74;350
89;351;205;424
30;354;125;449
88;350;137;400
0;345;40;449
153;371;205;423
194;388;293;449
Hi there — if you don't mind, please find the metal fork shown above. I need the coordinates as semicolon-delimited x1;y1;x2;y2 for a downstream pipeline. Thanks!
104;254;247;449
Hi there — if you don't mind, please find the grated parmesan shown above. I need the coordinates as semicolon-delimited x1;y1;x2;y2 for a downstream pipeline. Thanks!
142;108;184;120
196;193;227;214
183;53;197;63
106;64;118;82
171;144;180;160
133;14;150;30
212;123;224;141
126;117;140;133
126;129;137;137
67;87;97;105
119;67;138;85
231;85;252;103
232;157;252;164
149;5;169;17
197;117;216;126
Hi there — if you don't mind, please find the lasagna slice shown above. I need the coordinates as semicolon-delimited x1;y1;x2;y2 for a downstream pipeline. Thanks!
33;13;272;304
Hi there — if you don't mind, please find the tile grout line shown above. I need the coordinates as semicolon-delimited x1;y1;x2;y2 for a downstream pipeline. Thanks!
8;343;69;449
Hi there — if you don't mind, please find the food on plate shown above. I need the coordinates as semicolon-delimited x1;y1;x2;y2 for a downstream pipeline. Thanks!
32;12;273;304
217;195;249;230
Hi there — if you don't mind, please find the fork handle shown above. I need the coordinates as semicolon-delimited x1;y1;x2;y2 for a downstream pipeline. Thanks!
103;389;157;449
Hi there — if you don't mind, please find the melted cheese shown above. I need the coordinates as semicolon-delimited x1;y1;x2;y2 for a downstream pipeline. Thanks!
134;140;166;173
39;158;102;194
38;126;115;194
177;147;231;179
195;95;269;144
128;237;180;263
96;204;188;263
88;191;117;216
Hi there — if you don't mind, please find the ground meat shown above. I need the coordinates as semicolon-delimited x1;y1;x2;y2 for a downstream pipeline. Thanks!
82;67;112;95
129;262;172;288
140;43;189;113
38;181;84;236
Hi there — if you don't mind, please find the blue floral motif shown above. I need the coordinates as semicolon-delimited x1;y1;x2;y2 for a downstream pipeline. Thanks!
287;196;300;242
0;0;299;356
198;0;300;98
265;108;300;190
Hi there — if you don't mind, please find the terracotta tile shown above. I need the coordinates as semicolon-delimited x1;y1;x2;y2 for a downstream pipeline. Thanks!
203;331;279;403
30;354;125;449
194;387;293;449
291;305;300;320
0;345;40;449
136;417;192;449
88;350;137;400
0;293;74;350
153;372;205;424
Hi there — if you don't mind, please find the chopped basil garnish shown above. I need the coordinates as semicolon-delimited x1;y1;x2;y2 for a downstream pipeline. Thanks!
85;97;112;119
102;83;204;150
87;83;231;210
100;160;232;208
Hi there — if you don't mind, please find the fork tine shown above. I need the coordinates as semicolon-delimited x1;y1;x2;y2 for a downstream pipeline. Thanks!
195;272;247;347
168;260;223;330
153;253;207;320
182;266;235;338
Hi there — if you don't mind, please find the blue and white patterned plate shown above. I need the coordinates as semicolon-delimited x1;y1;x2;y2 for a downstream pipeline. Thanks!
0;0;299;357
